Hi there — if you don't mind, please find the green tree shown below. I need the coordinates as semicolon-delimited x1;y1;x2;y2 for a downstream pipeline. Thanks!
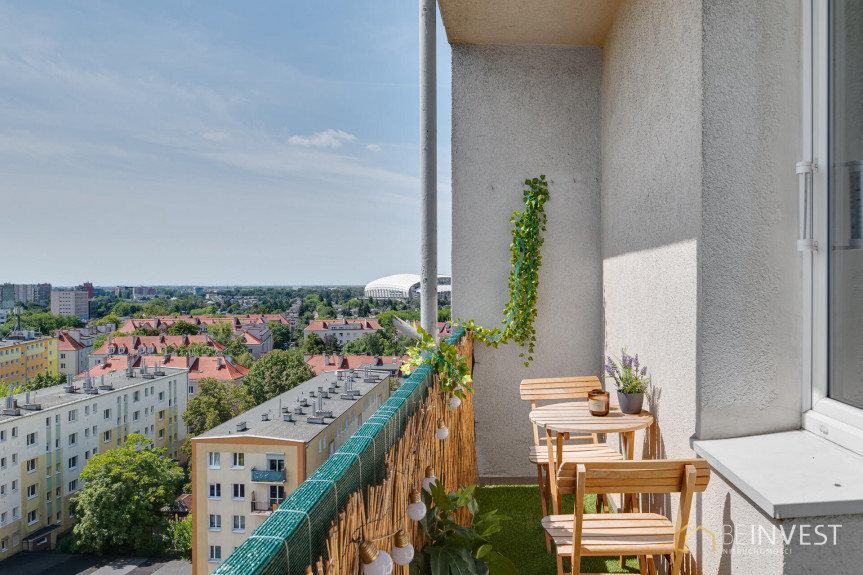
270;322;291;350
343;332;387;356
93;313;121;327
206;321;234;346
182;378;255;437
131;327;159;336
71;434;183;555
232;350;255;369
167;514;192;559
25;371;68;390
299;332;326;355
175;342;217;357
166;321;199;336
243;350;316;405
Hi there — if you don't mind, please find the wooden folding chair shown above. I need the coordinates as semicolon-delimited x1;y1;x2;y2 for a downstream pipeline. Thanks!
542;459;711;575
521;377;624;552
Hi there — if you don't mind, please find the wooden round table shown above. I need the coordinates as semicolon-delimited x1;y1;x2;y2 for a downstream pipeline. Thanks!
529;402;654;513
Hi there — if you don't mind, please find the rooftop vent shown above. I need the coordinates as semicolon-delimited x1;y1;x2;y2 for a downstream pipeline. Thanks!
283;413;294;423
261;413;269;422
294;407;305;415
321;391;329;399
236;422;247;432
315;410;333;418
306;416;325;424
64;384;76;394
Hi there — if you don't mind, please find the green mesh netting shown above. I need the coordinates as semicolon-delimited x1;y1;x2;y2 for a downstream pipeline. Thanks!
214;328;466;575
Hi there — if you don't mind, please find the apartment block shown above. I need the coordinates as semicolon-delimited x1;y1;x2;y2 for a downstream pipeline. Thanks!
49;291;89;321
84;353;247;396
0;284;52;309
88;334;225;368
0;366;188;561
302;318;382;345
303;353;405;377
55;325;117;377
191;368;393;574
118;316;274;358
0;334;59;388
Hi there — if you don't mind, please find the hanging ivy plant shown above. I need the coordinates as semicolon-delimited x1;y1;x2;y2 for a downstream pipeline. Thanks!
458;175;549;366
402;326;473;397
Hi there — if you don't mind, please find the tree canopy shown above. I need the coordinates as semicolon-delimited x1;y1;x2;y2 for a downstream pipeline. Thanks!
270;321;291;350
71;434;183;555
166;321;199;336
243;350;316;405
182;377;255;437
24;371;67;390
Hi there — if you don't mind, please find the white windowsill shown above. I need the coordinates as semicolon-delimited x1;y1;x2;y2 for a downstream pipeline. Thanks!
692;429;863;519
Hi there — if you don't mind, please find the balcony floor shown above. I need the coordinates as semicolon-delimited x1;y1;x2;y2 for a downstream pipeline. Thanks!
475;485;640;574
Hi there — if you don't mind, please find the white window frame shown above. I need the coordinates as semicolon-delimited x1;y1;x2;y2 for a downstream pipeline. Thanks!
802;0;863;455
208;545;221;562
207;452;220;469
232;515;246;532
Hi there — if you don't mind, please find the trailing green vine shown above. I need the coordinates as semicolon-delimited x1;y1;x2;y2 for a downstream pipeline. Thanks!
458;175;549;366
402;326;473;397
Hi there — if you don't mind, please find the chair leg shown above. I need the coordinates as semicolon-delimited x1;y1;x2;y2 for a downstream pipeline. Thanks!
556;552;565;575
637;555;648;575
669;551;685;575
537;464;552;553
646;556;657;575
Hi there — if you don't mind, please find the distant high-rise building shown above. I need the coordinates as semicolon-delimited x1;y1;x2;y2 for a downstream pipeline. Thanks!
50;290;90;320
77;282;93;299
0;283;52;308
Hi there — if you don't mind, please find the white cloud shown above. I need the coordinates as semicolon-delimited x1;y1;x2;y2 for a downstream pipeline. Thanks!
288;129;356;149
365;143;382;152
202;131;230;142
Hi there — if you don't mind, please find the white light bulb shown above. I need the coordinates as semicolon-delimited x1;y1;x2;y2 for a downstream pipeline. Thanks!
435;425;449;440
407;501;427;521
363;550;393;575
391;543;415;566
448;395;461;409
422;475;437;494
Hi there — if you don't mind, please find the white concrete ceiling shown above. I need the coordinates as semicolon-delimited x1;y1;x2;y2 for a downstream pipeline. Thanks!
438;0;622;46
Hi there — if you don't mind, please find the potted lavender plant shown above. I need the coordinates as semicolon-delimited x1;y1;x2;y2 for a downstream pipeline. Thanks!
604;350;650;414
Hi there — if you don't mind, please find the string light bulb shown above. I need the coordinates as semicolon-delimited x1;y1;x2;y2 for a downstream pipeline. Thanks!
448;393;461;409
421;465;437;494
435;419;449;440
359;540;393;575
407;488;426;521
390;529;415;565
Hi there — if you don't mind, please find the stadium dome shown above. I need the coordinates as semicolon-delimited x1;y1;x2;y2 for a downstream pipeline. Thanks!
364;274;452;300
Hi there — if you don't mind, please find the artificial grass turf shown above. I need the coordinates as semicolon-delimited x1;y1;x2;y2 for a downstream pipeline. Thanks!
474;485;641;574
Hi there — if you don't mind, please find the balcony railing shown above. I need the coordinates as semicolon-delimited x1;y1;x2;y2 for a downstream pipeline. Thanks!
214;327;467;575
250;498;284;514
250;468;285;483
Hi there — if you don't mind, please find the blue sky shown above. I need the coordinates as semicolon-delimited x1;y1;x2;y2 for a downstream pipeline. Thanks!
0;1;452;286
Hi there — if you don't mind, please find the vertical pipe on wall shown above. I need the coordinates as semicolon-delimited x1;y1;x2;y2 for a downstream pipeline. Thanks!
420;0;438;339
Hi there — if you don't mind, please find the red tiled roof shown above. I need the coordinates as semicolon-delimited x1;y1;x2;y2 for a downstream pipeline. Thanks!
410;321;454;337
304;318;383;332
81;352;246;381
57;331;86;351
303;354;407;375
91;334;225;356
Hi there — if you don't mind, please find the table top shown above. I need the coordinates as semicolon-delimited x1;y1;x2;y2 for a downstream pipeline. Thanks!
529;401;654;434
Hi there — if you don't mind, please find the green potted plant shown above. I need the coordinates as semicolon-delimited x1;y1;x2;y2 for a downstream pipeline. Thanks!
604;350;650;414
411;483;518;575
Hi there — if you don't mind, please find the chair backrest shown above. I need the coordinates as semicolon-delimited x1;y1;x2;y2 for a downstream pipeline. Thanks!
521;376;603;447
557;459;711;495
519;376;602;403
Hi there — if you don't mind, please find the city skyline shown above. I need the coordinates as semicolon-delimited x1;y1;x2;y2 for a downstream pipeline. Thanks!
0;1;452;285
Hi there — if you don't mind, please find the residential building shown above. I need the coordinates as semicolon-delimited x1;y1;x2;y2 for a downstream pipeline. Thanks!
303;318;382;345
49;291;89;321
55;325;117;377
0;366;188;560
303;354;406;377
0;284;51;309
117;316;273;358
131;286;156;299
0;334;58;388
88;334;225;368
443;0;863;571
364;274;452;300
0;310;8;325
75;283;93;300
191;368;393;574
82;353;247;396
410;320;454;339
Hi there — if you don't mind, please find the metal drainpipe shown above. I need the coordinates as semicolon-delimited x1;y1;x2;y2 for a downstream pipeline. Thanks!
420;0;438;340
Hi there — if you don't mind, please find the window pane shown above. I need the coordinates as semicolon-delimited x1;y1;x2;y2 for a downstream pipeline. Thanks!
829;1;863;409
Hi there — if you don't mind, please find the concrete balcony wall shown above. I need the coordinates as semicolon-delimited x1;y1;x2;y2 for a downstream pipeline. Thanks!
451;44;603;480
